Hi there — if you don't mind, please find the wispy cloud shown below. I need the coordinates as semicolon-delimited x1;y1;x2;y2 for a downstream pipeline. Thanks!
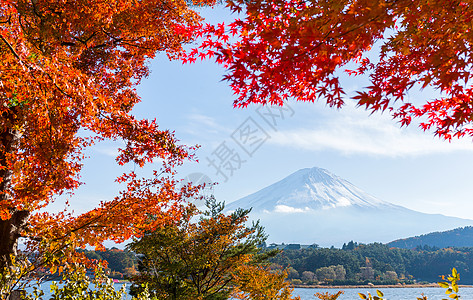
187;113;220;128
184;113;233;137
94;147;119;157
269;101;473;157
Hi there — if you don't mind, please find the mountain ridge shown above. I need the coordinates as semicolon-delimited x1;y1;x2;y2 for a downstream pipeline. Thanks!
227;167;402;212
226;167;473;247
388;226;473;249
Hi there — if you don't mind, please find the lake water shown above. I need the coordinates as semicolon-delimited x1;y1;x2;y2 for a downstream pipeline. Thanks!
26;282;473;299
294;287;473;299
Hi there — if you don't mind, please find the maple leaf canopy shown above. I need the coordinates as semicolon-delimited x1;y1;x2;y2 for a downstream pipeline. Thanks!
183;0;473;140
0;0;216;269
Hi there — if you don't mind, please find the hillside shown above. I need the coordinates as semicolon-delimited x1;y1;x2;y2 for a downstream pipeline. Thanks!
388;226;473;249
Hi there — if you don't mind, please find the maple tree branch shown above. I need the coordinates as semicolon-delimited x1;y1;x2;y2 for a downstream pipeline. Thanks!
96;112;176;151
96;29;167;51
39;69;75;99
264;0;409;67
60;41;76;47
0;33;76;101
279;14;383;65
69;31;97;46
46;169;169;245
206;270;233;296
19;239;81;283
0;35;26;67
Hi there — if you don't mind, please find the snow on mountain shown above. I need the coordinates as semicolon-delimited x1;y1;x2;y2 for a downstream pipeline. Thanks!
225;167;473;247
227;167;399;213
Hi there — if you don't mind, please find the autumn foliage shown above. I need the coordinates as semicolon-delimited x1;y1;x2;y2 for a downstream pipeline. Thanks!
232;265;299;300
3;0;473;297
182;0;473;140
0;0;217;292
128;197;296;300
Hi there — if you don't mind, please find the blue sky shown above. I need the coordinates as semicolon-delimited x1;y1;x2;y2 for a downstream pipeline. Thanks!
64;6;473;222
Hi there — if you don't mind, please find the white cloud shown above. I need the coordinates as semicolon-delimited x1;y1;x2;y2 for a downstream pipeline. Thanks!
268;101;473;157
184;113;235;139
187;113;220;128
91;141;124;158
273;205;312;213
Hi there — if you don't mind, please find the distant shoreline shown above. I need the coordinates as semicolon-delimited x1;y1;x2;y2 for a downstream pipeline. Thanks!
294;284;473;289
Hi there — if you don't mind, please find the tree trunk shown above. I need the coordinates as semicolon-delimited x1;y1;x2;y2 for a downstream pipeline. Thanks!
7;289;26;300
0;106;27;271
0;210;29;269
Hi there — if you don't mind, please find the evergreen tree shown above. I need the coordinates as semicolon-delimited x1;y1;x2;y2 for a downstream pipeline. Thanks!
127;197;279;299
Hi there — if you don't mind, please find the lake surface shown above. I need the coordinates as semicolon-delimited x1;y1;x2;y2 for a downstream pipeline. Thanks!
26;282;473;299
294;287;473;299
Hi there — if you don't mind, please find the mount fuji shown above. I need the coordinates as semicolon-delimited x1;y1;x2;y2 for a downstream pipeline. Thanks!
225;167;473;247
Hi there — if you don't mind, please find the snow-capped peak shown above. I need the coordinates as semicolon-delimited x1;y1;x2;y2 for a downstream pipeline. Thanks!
224;167;473;246
226;167;397;213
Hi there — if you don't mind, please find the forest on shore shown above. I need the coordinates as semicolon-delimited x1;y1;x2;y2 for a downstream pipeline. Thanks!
83;242;473;285
268;242;473;285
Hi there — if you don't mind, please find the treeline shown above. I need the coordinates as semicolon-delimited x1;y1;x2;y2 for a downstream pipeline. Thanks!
388;226;473;249
77;243;473;285
268;242;473;285
77;248;138;279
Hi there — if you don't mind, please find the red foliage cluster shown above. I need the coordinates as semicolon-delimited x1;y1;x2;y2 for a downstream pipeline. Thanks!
181;0;473;140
